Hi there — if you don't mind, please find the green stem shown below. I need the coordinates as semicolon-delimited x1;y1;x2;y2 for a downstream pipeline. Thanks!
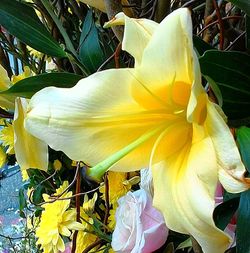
87;125;165;181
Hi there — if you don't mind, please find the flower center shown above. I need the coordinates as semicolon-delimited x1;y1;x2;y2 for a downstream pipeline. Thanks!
171;81;191;107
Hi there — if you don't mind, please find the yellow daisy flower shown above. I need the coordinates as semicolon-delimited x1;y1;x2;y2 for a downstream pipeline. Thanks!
107;208;116;230
76;193;98;253
99;171;139;205
36;181;84;253
0;122;15;154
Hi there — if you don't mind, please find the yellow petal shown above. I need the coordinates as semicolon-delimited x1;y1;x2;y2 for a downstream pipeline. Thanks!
65;221;85;230
105;12;158;66
151;124;231;253
56;235;65;252
132;8;194;110
25;69;176;171
0;95;15;109
186;52;205;122
0;64;10;91
0;64;16;109
13;97;48;171
0;123;15;154
59;225;71;237
206;102;250;192
0;64;15;108
11;66;32;84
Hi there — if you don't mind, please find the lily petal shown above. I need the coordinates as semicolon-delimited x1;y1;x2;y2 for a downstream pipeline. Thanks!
151;124;231;253
105;12;158;66
13;97;48;171
0;64;15;109
206;102;250;192
25;69;176;171
133;8;194;110
0;64;10;91
0;95;15;110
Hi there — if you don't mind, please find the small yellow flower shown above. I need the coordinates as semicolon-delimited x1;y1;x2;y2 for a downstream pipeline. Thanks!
11;66;32;84
99;171;139;205
21;169;29;181
76;193;98;253
36;181;84;253
0;122;15;154
75;231;98;253
27;46;44;60
27;46;51;62
99;172;139;230
107;208;116;230
82;192;98;214
53;159;62;171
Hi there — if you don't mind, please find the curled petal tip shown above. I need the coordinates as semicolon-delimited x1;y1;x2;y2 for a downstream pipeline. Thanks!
103;12;125;28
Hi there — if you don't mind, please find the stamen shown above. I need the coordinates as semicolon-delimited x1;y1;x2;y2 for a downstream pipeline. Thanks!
86;124;166;181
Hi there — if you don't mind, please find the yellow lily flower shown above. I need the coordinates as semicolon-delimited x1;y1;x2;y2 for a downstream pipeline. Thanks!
25;8;249;253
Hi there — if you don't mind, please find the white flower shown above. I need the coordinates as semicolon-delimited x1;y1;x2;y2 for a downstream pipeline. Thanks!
112;189;168;253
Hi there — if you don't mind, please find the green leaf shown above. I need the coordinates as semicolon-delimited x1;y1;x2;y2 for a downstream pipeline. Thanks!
236;126;250;253
213;197;239;230
19;188;27;218
247;16;250;53
79;10;105;74
1;72;83;98
236;190;250;253
193;35;214;56
32;185;44;204
227;0;250;16
176;238;192;250
203;75;223;107
199;50;250;120
0;0;66;57
236;126;250;172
